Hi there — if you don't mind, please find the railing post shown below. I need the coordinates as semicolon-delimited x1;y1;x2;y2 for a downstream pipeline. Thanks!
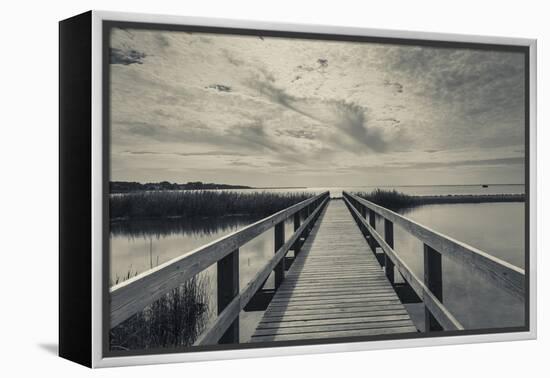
217;248;239;343
360;204;367;219
424;244;443;332
274;221;285;288
369;209;375;228
293;212;301;254
368;210;378;257
384;219;395;284
306;204;312;235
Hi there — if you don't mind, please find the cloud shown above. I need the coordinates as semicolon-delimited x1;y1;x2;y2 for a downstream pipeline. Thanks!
155;34;170;48
206;84;232;92
317;58;328;68
275;128;316;140
223;49;245;67
377;117;401;126
225;120;291;154
122;150;247;157
388;157;525;169
385;46;524;118
383;80;403;93
110;48;146;65
248;79;388;152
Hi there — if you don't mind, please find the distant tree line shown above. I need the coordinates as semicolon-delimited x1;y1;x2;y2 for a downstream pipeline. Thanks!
110;181;252;193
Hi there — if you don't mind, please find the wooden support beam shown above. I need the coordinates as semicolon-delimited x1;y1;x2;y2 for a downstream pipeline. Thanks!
424;244;443;332
293;212;301;254
274;222;285;289
369;210;379;261
217;248;239;343
369;209;376;228
384;219;395;284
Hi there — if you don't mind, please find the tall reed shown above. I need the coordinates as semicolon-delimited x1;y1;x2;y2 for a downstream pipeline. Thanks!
109;276;210;351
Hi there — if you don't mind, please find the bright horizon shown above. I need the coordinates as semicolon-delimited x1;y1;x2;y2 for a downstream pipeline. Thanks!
110;181;524;188
109;28;526;187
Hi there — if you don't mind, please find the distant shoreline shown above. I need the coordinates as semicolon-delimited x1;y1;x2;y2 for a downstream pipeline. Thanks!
354;189;525;212
110;181;252;193
110;181;524;193
407;193;525;204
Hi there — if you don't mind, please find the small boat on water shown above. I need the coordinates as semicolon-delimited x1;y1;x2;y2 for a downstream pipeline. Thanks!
482;184;489;188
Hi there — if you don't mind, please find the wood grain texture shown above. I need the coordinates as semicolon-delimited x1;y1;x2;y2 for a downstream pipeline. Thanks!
251;199;417;343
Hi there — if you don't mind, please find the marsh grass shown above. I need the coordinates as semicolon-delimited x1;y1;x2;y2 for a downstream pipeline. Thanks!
354;189;525;211
110;190;313;220
109;276;210;351
110;214;259;240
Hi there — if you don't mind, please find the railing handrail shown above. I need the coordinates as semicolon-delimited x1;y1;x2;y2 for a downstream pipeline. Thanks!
343;191;525;299
110;191;330;328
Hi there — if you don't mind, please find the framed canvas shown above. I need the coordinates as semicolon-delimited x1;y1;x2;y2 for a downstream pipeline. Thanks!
59;10;537;368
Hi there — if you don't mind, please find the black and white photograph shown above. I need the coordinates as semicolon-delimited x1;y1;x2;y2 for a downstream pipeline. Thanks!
3;0;549;374
105;22;529;356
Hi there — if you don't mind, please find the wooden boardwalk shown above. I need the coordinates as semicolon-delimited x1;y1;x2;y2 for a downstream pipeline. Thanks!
250;199;417;342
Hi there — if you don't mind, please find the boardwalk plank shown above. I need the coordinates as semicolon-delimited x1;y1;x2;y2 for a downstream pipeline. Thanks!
261;304;407;318
260;309;409;323
251;326;418;342
254;319;415;336
257;315;413;330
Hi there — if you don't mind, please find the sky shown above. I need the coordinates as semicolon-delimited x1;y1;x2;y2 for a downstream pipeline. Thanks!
109;27;526;187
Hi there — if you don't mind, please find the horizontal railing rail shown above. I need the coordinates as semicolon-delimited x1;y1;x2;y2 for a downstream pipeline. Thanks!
343;192;525;299
110;191;330;330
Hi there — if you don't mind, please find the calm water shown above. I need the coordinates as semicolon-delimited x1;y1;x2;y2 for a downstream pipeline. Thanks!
110;185;526;341
391;202;525;330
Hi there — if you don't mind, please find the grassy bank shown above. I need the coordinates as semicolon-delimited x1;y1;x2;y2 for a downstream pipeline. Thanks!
354;189;525;211
110;276;210;351
110;191;313;220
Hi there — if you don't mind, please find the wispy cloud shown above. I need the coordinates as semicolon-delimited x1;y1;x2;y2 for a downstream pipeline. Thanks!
110;48;146;65
121;150;248;157
248;78;388;152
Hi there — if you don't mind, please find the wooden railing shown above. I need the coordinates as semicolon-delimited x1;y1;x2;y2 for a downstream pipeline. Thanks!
110;191;330;344
343;191;525;332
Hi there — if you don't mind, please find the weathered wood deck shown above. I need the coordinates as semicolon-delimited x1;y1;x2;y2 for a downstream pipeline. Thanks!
250;199;417;342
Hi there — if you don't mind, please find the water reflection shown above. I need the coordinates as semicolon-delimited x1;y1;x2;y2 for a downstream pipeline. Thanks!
387;202;525;330
110;215;262;240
